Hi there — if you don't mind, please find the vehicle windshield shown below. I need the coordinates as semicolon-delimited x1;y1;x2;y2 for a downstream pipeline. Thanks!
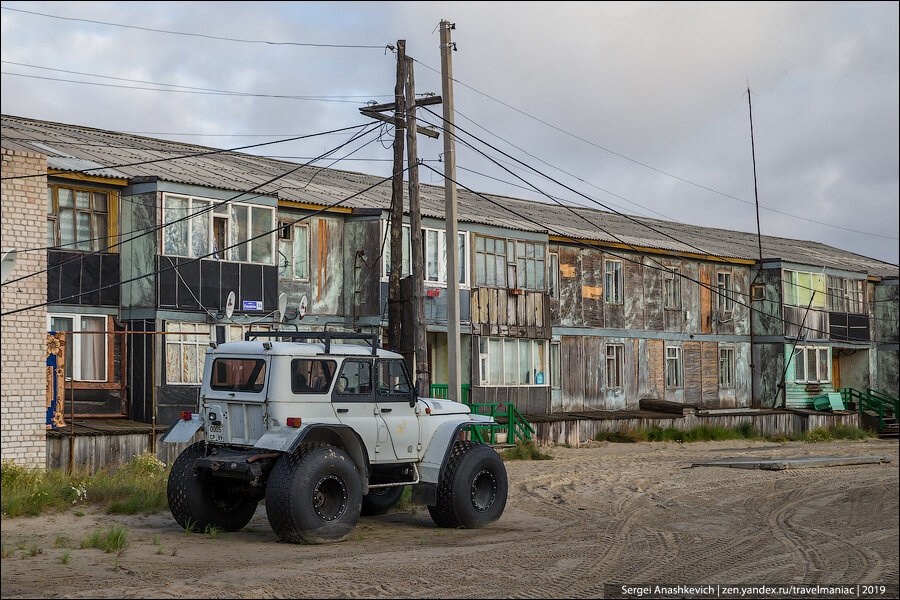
210;358;267;393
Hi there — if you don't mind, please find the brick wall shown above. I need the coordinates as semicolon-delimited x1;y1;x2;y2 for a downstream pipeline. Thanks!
1;149;48;468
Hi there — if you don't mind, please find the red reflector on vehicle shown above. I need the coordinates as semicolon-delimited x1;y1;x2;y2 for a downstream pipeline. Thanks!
180;411;192;420
286;418;302;428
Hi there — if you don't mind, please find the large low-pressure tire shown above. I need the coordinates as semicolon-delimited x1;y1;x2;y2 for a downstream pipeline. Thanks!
428;441;508;529
167;441;259;532
265;444;362;544
360;485;405;516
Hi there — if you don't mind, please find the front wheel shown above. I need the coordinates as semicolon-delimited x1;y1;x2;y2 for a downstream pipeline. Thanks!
265;444;362;544
167;442;259;532
428;441;508;529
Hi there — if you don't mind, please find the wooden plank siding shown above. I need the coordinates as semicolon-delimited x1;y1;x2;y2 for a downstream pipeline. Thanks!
683;341;703;405
701;341;720;407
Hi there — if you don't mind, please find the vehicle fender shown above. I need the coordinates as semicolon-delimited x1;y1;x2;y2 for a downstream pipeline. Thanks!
159;415;203;444
418;420;473;484
254;424;371;493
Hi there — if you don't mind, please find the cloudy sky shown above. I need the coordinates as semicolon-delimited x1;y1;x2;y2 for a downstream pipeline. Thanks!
2;1;898;264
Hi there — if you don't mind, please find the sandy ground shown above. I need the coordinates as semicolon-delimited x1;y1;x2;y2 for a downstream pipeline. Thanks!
2;438;898;599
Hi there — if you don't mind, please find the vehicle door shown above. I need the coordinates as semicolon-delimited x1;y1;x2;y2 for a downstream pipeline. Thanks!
331;358;396;462
374;359;420;461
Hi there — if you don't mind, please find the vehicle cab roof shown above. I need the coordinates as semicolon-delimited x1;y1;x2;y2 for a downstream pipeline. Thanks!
209;340;404;359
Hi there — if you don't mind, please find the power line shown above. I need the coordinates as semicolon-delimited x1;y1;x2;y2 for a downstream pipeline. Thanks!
423;111;895;307
2;123;381;286
0;122;373;181
1;71;372;104
1;7;390;49
411;58;898;241
453;107;680;223
1;164;409;317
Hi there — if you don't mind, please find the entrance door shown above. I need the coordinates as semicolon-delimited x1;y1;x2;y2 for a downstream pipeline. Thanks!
832;355;841;389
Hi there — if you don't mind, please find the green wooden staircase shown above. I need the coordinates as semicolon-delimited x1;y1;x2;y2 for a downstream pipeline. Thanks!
430;384;536;446
837;387;899;438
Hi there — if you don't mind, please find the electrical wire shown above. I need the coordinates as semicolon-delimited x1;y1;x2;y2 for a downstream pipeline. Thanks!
411;57;898;241
1;71;375;105
0;122;374;181
1;7;390;49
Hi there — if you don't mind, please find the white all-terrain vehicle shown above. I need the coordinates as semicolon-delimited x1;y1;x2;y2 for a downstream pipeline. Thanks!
161;329;507;544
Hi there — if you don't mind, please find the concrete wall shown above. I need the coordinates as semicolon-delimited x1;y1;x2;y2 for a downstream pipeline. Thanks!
1;149;48;468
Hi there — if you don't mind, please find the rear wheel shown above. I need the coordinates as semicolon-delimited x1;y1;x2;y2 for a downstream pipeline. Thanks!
167;441;259;532
428;441;508;529
265;444;362;544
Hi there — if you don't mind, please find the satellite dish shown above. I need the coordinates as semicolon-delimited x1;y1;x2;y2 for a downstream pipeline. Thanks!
298;294;308;320
1;249;17;283
277;293;288;322
225;291;236;319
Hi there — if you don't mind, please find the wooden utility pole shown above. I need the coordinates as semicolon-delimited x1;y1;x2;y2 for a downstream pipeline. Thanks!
439;20;462;403
405;56;429;394
388;40;406;352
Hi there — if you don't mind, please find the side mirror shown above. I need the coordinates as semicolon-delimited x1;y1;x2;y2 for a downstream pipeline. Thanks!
411;379;422;407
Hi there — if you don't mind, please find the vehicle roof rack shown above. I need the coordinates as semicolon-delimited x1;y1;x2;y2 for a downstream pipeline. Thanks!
244;330;378;356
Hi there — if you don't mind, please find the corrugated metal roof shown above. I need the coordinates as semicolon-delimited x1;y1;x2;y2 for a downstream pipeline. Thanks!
3;114;897;278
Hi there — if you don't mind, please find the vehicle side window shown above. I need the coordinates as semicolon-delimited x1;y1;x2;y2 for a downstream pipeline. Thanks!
333;360;372;399
376;360;412;399
291;359;336;394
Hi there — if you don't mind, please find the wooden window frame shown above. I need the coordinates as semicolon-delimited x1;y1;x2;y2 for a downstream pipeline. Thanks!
47;184;115;252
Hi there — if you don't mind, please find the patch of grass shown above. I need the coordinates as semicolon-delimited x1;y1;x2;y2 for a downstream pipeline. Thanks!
155;548;164;555
825;425;874;440
54;533;71;549
61;550;71;564
0;543;11;559
804;427;834;443
27;543;40;557
499;440;553;461
1;453;169;518
152;535;160;545
392;486;415;513
204;524;223;539
184;518;196;535
80;525;129;553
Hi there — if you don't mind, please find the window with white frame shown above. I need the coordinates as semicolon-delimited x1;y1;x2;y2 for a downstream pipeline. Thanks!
827;276;865;314
549;252;560;299
383;223;467;286
606;344;624;389
782;269;826;309
48;314;108;381
279;222;309;280
664;268;680;309
478;337;548;386
719;346;735;388
792;345;830;383
162;194;275;265
605;260;623;304
717;271;734;312
665;345;683;388
165;322;211;384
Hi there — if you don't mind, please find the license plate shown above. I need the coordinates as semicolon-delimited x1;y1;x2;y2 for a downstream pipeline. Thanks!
208;424;224;442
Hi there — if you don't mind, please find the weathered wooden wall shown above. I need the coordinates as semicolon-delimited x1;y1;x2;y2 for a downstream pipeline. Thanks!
46;431;202;474
531;410;860;447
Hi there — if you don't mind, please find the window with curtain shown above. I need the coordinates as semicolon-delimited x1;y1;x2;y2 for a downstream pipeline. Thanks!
47;185;113;251
47;314;108;381
478;337;549;386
